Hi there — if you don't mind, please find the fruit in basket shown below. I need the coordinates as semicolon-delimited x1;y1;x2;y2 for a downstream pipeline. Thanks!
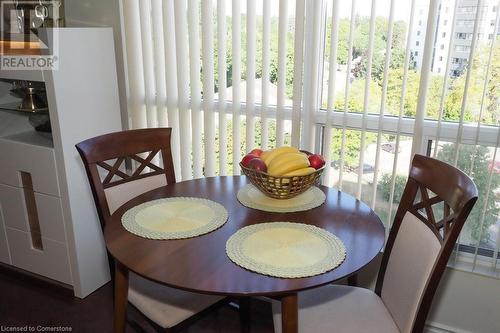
283;167;316;176
267;152;310;177
249;148;263;157
241;153;259;167
248;158;267;172
262;146;299;165
308;154;326;170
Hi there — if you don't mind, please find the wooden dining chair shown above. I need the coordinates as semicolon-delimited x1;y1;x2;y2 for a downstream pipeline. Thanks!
76;128;225;333
272;154;478;333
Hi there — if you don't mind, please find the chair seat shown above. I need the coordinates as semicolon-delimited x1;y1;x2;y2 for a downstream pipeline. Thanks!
128;273;224;329
272;285;400;333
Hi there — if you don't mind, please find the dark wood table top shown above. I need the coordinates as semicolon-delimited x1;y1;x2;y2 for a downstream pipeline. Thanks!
105;176;385;297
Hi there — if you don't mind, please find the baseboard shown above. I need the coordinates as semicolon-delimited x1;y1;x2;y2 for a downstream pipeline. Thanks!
0;262;73;297
425;321;474;333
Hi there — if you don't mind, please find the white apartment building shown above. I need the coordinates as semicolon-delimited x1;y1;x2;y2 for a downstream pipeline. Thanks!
411;0;499;76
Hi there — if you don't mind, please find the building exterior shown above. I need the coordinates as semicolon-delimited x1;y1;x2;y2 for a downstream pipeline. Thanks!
411;0;499;77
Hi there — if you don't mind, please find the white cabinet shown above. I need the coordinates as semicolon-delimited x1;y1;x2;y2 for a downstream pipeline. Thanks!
0;28;122;297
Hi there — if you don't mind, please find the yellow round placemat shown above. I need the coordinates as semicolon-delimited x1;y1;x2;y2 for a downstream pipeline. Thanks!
237;184;326;213
226;222;346;278
121;197;228;240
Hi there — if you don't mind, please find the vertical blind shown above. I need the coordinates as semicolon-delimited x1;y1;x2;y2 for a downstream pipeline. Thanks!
120;0;500;277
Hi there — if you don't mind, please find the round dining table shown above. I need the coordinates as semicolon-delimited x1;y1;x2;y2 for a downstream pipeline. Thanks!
106;176;385;333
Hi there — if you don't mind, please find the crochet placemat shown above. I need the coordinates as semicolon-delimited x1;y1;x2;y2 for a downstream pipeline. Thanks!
121;197;228;240
226;222;346;278
237;184;326;213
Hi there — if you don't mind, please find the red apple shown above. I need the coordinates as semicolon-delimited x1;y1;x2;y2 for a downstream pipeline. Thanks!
241;153;258;167
248;158;267;173
308;154;326;170
249;148;263;157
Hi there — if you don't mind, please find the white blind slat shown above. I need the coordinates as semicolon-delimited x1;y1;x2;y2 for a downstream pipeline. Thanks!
188;0;203;178
246;0;256;153
232;0;242;175
122;0;147;129
202;0;216;177
174;0;193;180
260;0;271;150
370;0;396;209
411;0;440;158
301;0;321;152
356;0;377;200
276;0;288;147
138;0;158;129
452;0;485;166
338;0;357;190
433;0;460;158
217;0;228;175
322;0;340;186
162;0;181;180
387;0;417;229
291;0;305;148
472;128;500;270
151;0;168;128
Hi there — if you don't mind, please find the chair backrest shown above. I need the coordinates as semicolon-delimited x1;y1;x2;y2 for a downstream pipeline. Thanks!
76;128;176;230
375;154;477;333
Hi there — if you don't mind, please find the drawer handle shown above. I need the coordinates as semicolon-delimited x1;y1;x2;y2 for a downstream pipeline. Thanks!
20;172;44;251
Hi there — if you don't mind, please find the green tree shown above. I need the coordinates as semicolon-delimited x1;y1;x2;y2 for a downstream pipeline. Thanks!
379;173;407;204
437;144;500;243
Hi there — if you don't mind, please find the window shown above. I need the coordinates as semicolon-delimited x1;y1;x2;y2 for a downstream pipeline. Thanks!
121;0;500;278
442;32;446;38
455;45;471;52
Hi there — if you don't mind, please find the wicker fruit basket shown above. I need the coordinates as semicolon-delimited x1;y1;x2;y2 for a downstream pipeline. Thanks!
240;163;324;199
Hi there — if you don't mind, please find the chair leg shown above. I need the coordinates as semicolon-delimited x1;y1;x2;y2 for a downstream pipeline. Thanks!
347;274;358;286
114;261;129;333
239;297;251;333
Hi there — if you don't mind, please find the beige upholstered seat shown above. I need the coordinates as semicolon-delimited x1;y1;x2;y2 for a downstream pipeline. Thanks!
106;175;224;329
272;212;441;333
272;285;399;333
128;273;222;328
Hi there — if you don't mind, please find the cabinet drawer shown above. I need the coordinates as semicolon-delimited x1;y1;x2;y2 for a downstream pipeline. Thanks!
0;184;66;243
0;139;60;197
0;204;11;264
6;228;72;285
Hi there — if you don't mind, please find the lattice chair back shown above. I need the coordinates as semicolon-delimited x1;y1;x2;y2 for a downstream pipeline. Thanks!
76;128;176;230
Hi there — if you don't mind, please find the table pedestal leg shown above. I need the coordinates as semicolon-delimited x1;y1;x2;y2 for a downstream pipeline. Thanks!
114;261;129;333
281;294;298;333
239;297;251;333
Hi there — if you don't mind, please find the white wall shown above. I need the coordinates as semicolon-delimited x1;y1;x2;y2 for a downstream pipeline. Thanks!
64;0;128;129
426;269;500;333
